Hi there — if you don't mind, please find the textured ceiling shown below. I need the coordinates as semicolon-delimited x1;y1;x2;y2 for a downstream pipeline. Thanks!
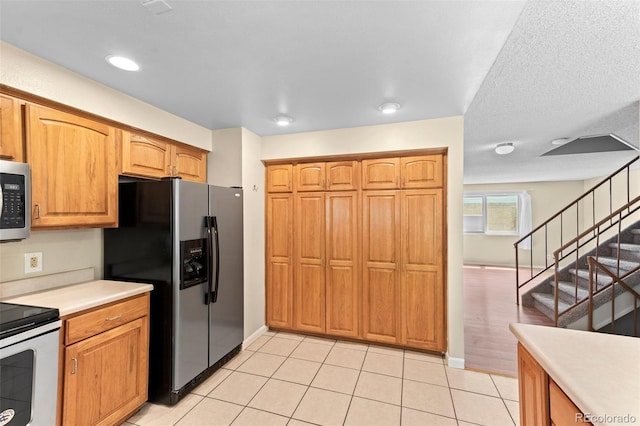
0;0;639;184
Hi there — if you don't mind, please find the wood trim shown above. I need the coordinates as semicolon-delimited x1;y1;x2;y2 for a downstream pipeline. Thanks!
262;147;448;166
1;84;208;156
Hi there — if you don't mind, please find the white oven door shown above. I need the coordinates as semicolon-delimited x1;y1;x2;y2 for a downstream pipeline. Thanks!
0;321;60;426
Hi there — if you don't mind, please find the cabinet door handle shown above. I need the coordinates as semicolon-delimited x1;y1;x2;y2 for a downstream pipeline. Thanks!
71;358;78;375
167;165;172;175
35;203;41;219
106;314;122;321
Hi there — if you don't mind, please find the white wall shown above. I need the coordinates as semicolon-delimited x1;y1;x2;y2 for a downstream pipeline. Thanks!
261;116;466;363
463;180;585;267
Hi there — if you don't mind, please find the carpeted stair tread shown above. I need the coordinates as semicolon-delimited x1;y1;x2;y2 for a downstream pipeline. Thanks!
556;281;589;301
594;256;640;271
630;229;640;235
609;242;640;252
531;292;571;315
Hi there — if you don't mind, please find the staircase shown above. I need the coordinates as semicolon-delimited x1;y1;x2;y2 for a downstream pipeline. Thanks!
515;155;640;333
521;221;640;328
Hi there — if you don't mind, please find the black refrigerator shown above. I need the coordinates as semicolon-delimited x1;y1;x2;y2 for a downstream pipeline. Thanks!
104;178;244;405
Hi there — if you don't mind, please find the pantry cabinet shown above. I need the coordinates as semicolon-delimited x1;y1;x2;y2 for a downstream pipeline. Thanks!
61;294;149;426
121;131;207;183
26;104;118;229
0;94;23;162
266;193;295;328
294;192;326;333
265;151;446;352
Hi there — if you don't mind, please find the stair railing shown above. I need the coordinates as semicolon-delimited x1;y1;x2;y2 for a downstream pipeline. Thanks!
515;155;640;305
551;195;640;325
587;256;640;337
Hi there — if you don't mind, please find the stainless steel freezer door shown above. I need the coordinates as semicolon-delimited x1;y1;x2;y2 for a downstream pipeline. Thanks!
208;186;244;366
173;180;210;390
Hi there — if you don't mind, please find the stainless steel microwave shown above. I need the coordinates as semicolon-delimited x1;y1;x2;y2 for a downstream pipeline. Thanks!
0;159;30;242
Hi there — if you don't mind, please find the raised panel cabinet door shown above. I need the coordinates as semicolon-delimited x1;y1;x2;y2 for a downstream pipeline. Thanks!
362;190;400;344
362;158;400;190
400;155;444;188
0;95;23;161
121;132;172;179
266;194;294;328
325;191;359;337
294;193;326;333
63;316;149;426
518;343;550;426
400;190;445;351
295;162;326;191
26;104;118;228
267;164;293;192
172;144;207;183
326;161;359;191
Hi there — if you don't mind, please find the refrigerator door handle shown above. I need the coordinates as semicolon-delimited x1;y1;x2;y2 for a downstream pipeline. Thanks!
212;216;220;303
204;216;214;305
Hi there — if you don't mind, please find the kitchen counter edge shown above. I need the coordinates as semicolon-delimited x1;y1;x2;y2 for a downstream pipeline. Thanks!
2;280;154;317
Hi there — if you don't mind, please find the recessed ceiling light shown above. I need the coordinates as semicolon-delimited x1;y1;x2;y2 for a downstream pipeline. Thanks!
106;55;140;71
274;115;293;127
377;102;400;114
551;138;569;145
495;142;515;155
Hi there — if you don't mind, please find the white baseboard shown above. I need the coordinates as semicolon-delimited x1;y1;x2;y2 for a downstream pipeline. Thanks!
242;325;268;350
446;356;465;369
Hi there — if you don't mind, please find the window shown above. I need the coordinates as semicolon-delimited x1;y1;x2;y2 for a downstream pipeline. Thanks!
464;194;520;235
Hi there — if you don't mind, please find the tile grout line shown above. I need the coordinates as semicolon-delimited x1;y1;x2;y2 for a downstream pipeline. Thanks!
443;362;459;424
489;374;518;426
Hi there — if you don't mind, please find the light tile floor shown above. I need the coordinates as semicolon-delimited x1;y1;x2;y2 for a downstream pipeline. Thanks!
126;331;520;426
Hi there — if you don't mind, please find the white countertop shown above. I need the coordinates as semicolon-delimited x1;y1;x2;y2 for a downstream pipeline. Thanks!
3;280;153;317
510;323;640;426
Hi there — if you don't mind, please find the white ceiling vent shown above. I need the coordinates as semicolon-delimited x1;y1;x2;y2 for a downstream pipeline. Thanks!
141;0;172;15
541;134;637;156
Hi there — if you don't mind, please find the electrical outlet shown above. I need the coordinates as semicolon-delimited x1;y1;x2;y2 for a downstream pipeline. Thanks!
24;252;43;273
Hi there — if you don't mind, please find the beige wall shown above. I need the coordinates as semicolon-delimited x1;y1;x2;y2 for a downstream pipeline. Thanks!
0;42;212;150
210;128;243;187
262;116;466;362
0;43;212;285
463;180;585;267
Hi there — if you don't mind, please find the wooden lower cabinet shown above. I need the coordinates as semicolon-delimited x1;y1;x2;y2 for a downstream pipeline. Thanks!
517;344;592;426
362;190;401;344
61;294;150;426
325;192;359;337
294;192;326;333
266;194;294;329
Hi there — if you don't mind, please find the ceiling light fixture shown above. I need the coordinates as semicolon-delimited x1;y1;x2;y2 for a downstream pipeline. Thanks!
274;115;293;127
495;142;515;155
551;137;569;145
377;102;400;114
106;55;140;71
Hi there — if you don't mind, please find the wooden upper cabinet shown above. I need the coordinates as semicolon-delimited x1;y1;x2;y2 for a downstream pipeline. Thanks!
400;155;443;188
0;95;23;162
326;161;359;191
121;132;172;179
267;164;293;192
295;162;326;192
121;131;207;183
26;104;118;229
362;158;400;189
172;143;207;183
